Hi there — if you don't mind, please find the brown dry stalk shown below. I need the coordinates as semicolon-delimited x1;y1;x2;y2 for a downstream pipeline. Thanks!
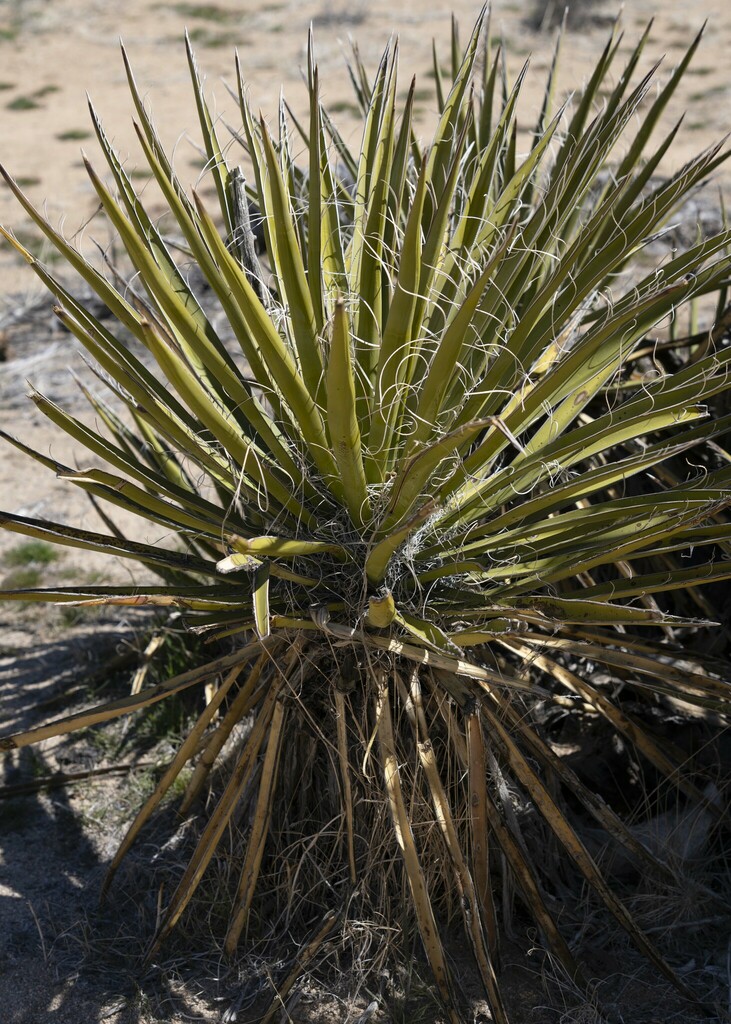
375;669;462;1024
225;696;288;952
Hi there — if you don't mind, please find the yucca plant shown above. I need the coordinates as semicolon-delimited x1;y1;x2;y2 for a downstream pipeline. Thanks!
1;8;730;1020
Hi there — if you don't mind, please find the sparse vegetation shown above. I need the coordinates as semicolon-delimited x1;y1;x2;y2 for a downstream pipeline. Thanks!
6;95;40;111
6;84;59;111
168;2;237;21
56;128;92;142
1;566;43;589
2;540;59;567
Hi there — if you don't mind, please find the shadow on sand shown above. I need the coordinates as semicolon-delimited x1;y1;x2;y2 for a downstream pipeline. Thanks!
0;628;226;1024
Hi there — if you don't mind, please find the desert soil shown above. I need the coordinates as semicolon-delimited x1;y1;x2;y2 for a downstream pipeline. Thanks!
1;0;730;1021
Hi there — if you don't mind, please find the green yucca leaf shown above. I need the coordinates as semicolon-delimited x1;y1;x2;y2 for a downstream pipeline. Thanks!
326;301;372;526
422;4;485;229
259;116;324;403
2;14;731;1022
0;170;145;340
0;511;220;577
306;43;325;333
186;30;233;238
367;160;428;474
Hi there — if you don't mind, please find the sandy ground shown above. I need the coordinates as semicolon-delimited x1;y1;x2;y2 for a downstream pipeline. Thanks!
1;0;731;1022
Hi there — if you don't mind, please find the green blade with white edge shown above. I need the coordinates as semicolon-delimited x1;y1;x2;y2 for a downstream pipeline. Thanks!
546;19;646;192
477;60;657;286
347;45;392;286
0;511;221;578
519;258;731;455
49;305;243;493
351;49;398;384
495;119;693;384
0;227;194;434
121;43;196;220
75;378;159;469
499;119;516;193
448;505;726;577
380;419;491;534
236;60;279;281
88;100;201;310
49;434;259;540
307;44;324;334
186;31;234;238
587;29;706;256
259;117;324;405
448;254;731;493
82;156;264;432
450;15;462;86
281;95;309;152
326;302;372;528
598;521;731;561
133;316;318;527
381;74;416;282
443;414;731;544
490;501;730;599
318;102;358;195
2;416;248;543
546;20;621;185
531;14;563;148
432;38;446;114
317;102;348;306
394;610;460;654
229;536;348;559
477;36;500;148
437;401;709;533
391;49;511;384
0;584;250;608
421;5;486;232
365;162;427;477
0;168;150;343
521;62;664;295
578;135;729;291
86;390;204;502
278;94;305;254
129;124;300;465
58;468;236;541
402;106;475;376
77;390;240;550
90;109;296;476
452;492;728;563
577;561;731;601
459;101;564;272
345;39;371;116
491;61;659;299
445;59;527;260
529;281;724;435
408;225;515;451
191;193;341;491
615;25;705;200
448;601;712;630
